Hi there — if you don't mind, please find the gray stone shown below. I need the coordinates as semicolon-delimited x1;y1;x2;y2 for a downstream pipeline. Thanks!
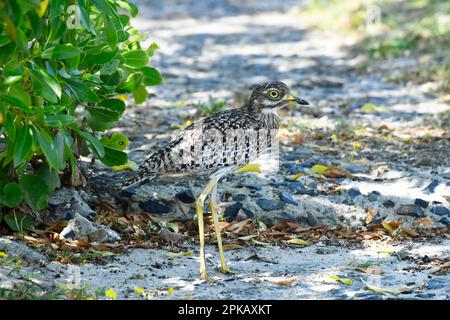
60;213;121;243
279;191;298;206
175;189;196;203
224;202;243;222
341;163;369;174
48;188;96;221
140;199;171;214
256;199;285;211
0;238;47;266
348;188;362;198
396;205;424;217
414;198;429;208
431;206;450;217
382;200;395;208
439;217;450;227
368;191;381;202
423;179;440;193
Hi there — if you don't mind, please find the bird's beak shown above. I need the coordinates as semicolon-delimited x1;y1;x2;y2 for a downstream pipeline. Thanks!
287;95;310;107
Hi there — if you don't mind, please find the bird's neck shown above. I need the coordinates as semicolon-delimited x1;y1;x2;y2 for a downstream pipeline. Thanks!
258;109;281;129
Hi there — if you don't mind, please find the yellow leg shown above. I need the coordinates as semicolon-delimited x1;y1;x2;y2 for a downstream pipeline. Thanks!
195;178;217;280
209;184;234;274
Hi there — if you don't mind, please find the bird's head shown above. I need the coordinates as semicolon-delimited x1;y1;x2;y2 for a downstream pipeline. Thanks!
247;81;310;113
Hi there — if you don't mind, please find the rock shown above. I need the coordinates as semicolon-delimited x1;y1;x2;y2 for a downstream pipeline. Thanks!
60;213;121;243
382;200;395;208
140;199;171;214
175;189;196;203
347;188;362;198
367;191;381;202
279;191;298;206
242;208;254;218
396;205;424;217
341;163;369;174
159;228;183;244
307;212;319;226
441;172;450;179
290;182;318;196
234;193;247;201
431;206;450;217
48;188;96;221
224;202;243;222
120;187;136;198
414;198;429;208
256;199;285;211
423;179;440;193
0;238;47;266
439;217;450;227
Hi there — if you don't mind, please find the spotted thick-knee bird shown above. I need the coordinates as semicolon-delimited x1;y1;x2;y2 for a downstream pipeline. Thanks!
121;81;310;279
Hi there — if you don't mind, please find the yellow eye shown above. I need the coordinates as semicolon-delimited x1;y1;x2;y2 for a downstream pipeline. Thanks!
267;89;280;100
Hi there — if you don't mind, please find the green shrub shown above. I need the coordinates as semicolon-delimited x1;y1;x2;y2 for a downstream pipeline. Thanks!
0;0;162;215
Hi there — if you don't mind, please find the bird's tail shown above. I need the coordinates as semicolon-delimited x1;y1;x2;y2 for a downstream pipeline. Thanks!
120;173;157;190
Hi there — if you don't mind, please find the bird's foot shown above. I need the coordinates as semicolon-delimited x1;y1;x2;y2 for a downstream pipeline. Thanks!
220;266;237;275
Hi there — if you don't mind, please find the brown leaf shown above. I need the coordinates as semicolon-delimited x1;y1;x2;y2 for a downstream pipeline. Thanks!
273;277;297;286
323;167;354;179
365;209;377;225
401;227;419;237
431;261;450;275
227;219;252;234
412;217;433;227
356;267;385;275
222;243;243;251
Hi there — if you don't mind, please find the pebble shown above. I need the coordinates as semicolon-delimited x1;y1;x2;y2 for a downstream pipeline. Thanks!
237;182;262;191
341;163;369;174
423;179;440;193
140;199;171;214
175;189;196;203
242;208;254;218
290;182;318;196
256;199;285;211
224;202;243;222
382;200;395;208
234;193;247;201
279;191;298;206
48;188;96;221
368;191;381;202
396;204;424;217
120;187;136;198
439;217;450;226
60;213;121;242
414;198;429;208
347;188;362;198
430;206;450;217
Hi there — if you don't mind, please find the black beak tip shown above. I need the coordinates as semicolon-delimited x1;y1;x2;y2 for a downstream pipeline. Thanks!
295;97;310;106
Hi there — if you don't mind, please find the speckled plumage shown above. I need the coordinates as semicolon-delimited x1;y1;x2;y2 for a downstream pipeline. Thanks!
122;82;298;189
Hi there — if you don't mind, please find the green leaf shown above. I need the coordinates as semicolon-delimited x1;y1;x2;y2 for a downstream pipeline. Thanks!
19;174;49;211
32;126;60;171
13;124;32;167
116;1;139;17
29;67;61;103
44;114;76;127
100;133;129;151
1;95;31;112
65;79;100;103
0;182;23;208
4;214;34;232
103;14;118;47
41;44;81;60
122;50;149;69
37;165;61;193
78;131;105;157
98;146;127;167
76;0;94;33
117;72;143;92
132;86;148;104
328;276;353;285
142;66;163;86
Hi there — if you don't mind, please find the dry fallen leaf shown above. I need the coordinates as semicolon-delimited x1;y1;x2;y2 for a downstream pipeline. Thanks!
222;243;243;251
412;217;433;227
365;209;377;225
273;277;297;286
165;251;193;259
431;261;450;275
356;267;385;275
